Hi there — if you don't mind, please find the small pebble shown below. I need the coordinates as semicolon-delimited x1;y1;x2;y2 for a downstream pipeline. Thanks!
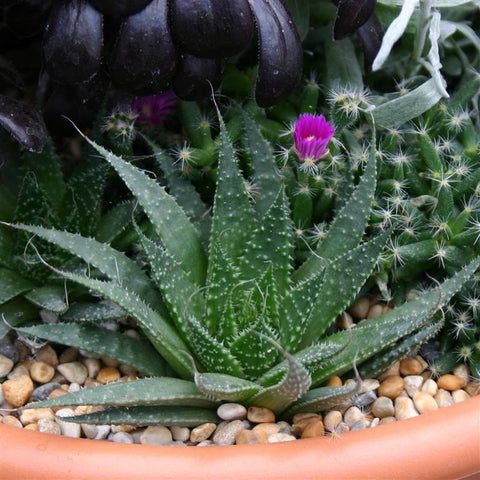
55;408;81;438
338;311;354;329
434;389;454;408
453;364;470;383
268;433;296;443
58;348;78;363
32;382;62;402
352;390;377;408
378;375;404;399
465;382;480;397
0;353;14;377
343;406;363;427
35;345;58;366
19;408;54;425
421;378;438;396
292;413;321;430
437;374;466;391
140;426;173;445
217;403;247;421
2;415;22;428
359;379;380;393
81;423;111;440
325;376;343;387
349;297;370;319
2;374;34;407
378;362;400;381
109;431;134;444
452;389;470;403
413;392;438;414
57;362;88;384
236;429;266;445
301;419;325;438
212;420;247;445
371;396;395;418
367;304;383;319
395;397;419;420
252;422;281;437
323;410;343;432
190;423;217;443
403;375;424;397
30;361;55;384
96;367;121;384
399;358;424;376
83;358;101;379
37;418;62;435
170;426;190;442
247;406;275;424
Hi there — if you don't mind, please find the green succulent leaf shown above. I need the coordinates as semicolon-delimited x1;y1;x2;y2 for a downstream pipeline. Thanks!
17;323;169;376
24;285;68;313
27;377;217;409
194;372;261;402
83;136;207;286
0;267;35;304
63;406;220;427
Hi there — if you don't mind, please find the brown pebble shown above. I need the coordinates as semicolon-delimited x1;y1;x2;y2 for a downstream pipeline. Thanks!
465;381;480;397
2;374;34;407
2;415;22;428
399;358;423;376
235;429;266;445
367;304;384;319
24;423;39;431
349;297;370;319
29;361;55;384
247;406;275;423
378;362;400;381
35;345;58;366
437;374;466;391
58;347;78;363
96;367;121;384
252;422;281;437
292;413;321;431
19;407;55;425
190;423;217;443
326;376;343;387
337;312;354;329
301;419;325;438
100;356;120;368
378;375;404;399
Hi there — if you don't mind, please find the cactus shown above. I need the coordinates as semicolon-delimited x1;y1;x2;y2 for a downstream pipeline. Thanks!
11;102;478;427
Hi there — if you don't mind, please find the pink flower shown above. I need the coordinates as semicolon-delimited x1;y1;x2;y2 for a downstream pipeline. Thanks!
132;91;178;126
294;113;335;161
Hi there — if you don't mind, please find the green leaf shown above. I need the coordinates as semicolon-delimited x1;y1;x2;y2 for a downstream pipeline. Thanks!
240;109;283;217
293;136;377;281
3;223;166;315
372;79;447;127
62;301;127;322
64;406;219;427
281;382;359;419
143;136;212;246
83;137;207;285
27;377;217;409
95;201;135;244
0;267;35;304
17;323;169;376
24;285;67;313
325;36;363;91
283;0;310;40
195;372;261;402
300;231;390;347
249;343;312;414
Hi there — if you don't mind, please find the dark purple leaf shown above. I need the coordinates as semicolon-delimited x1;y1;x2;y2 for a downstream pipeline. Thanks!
0;95;48;152
357;14;383;73
247;0;303;107
173;54;223;101
43;0;103;84
87;0;153;17
109;0;176;94
169;0;254;59
333;0;376;40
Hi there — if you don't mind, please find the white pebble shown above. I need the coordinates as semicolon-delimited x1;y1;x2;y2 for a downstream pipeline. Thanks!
81;423;111;440
57;362;88;384
403;375;424;397
217;403;247;421
395;397;419;420
109;431;134;443
140;426;173;445
268;433;296;443
55;408;81;438
0;354;14;377
421;378;438;396
170;426;190;442
38;418;62;435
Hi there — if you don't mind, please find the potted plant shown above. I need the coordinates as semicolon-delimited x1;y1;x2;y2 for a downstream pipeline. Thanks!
1;0;479;478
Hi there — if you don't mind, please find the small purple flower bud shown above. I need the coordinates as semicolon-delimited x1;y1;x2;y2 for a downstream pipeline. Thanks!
132;91;177;126
294;113;335;162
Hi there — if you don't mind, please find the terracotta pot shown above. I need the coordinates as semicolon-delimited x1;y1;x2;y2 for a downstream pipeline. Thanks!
1;396;479;479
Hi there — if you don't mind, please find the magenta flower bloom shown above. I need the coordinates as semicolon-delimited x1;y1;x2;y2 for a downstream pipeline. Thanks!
132;91;178;126
294;113;335;162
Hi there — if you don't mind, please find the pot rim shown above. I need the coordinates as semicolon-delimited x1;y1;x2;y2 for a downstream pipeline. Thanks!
0;395;479;480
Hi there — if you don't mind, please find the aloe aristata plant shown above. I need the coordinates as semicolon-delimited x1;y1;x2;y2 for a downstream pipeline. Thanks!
11;105;479;427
